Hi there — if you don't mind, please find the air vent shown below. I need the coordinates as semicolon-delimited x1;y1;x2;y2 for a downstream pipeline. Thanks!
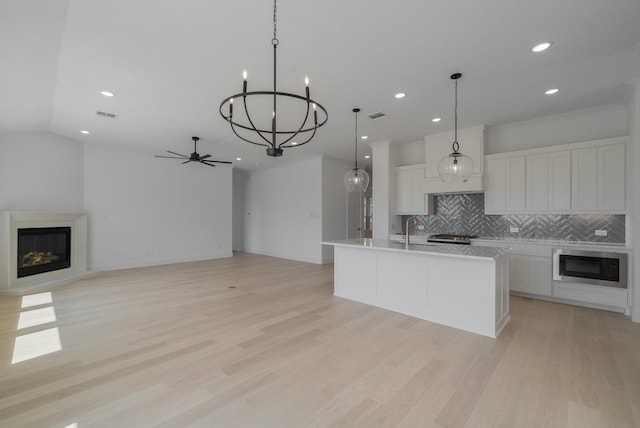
96;111;118;119
368;112;386;120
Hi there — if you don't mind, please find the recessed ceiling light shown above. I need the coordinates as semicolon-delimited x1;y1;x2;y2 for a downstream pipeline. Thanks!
235;157;242;161
395;93;406;99
364;155;371;159
545;88;560;95
432;117;442;123
291;141;298;145
80;130;90;134
532;42;552;53
361;135;368;140
100;91;115;97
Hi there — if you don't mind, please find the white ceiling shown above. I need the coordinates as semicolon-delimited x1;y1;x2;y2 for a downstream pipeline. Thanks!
2;0;640;170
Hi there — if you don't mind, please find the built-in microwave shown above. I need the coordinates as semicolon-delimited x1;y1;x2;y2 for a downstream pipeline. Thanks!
553;249;627;289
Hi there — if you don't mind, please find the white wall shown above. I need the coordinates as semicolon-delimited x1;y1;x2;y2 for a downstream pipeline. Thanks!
242;156;323;264
84;144;232;270
232;168;245;252
322;156;352;263
370;140;401;239
628;80;640;322
0;132;84;212
487;103;628;154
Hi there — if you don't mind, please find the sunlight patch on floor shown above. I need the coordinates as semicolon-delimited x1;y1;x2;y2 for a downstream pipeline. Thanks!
21;291;53;308
17;306;57;329
12;327;62;364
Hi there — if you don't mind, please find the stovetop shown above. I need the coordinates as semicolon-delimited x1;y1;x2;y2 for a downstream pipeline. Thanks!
427;234;478;244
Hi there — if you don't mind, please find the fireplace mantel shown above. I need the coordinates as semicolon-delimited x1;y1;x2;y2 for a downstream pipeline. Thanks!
0;211;89;292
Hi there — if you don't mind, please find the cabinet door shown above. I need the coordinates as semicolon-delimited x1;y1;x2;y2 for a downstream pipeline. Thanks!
526;153;548;211
530;256;552;296
484;158;506;213
509;255;530;293
548;150;571;211
571;148;598;211
506;157;526;212
410;168;426;213
395;169;412;214
598;143;625;211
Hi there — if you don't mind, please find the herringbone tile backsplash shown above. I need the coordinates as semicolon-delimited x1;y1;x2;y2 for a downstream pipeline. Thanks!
402;193;625;243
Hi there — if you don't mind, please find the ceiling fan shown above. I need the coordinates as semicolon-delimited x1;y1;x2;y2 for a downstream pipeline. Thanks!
155;136;232;167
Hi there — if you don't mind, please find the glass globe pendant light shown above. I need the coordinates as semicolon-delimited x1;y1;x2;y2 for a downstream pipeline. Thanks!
344;108;370;192
438;73;474;182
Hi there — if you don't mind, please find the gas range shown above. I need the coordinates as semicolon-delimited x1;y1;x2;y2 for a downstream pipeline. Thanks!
427;234;477;245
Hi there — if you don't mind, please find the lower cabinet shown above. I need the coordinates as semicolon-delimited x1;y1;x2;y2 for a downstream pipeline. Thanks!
508;255;552;296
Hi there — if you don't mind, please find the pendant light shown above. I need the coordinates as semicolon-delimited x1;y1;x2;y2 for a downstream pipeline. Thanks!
438;73;474;182
344;108;370;192
219;0;328;157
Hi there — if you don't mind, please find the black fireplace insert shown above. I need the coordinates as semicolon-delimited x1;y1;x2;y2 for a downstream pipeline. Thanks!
17;227;71;278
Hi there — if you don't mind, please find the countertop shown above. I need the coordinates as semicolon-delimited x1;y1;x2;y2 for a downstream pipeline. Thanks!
389;234;631;252
471;237;631;251
323;239;509;261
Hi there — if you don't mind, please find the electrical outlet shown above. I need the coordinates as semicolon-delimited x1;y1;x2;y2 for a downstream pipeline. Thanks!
595;230;608;237
510;227;519;233
417;225;424;230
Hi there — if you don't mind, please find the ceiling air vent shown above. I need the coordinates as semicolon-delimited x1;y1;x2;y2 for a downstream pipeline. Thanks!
367;112;386;120
96;111;118;119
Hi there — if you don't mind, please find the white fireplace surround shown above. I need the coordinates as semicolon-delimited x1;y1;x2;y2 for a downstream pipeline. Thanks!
0;211;88;292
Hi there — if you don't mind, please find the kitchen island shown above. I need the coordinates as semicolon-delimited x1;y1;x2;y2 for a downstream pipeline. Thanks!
323;239;510;338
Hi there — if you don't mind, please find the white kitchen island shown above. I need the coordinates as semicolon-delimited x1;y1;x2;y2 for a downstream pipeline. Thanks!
323;239;510;338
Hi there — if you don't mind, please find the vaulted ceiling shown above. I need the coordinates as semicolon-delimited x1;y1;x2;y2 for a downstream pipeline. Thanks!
2;0;640;170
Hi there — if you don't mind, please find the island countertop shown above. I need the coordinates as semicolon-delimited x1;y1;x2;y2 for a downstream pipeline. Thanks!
322;238;508;261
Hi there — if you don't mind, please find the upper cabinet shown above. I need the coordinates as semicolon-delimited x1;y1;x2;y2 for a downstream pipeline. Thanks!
571;142;626;212
484;156;525;213
526;150;571;212
424;125;486;194
484;137;627;215
395;164;433;215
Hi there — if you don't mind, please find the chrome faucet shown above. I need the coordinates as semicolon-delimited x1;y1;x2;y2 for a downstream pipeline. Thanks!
405;216;420;248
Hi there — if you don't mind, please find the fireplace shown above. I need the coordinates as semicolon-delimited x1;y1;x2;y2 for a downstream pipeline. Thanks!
17;227;72;278
1;211;88;291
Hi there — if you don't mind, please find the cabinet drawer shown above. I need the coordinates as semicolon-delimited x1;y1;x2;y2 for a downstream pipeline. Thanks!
553;281;627;310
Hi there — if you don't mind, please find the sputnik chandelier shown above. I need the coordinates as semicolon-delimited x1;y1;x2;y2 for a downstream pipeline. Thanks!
219;0;328;157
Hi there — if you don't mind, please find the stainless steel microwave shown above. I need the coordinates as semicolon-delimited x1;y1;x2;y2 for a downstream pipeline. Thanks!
553;249;627;289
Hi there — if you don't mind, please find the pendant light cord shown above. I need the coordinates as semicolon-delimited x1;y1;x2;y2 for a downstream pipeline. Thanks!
454;77;458;147
353;108;360;170
451;73;462;154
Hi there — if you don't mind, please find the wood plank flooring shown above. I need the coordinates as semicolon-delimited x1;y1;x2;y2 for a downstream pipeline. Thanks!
1;252;639;427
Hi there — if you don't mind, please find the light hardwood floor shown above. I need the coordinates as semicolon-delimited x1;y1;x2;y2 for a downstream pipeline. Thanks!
1;252;639;427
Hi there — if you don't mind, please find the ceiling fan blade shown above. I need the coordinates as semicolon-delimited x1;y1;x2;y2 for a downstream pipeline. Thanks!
199;154;211;160
204;160;233;164
199;160;217;167
156;155;187;159
182;160;192;164
167;151;187;158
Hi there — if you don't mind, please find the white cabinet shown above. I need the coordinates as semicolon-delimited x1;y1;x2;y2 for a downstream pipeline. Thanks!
485;137;626;215
473;240;553;297
395;165;433;215
509;255;552;296
424;125;486;194
571;142;625;212
509;255;530;293
548;151;571;211
597;143;626;211
530;256;552;296
526;150;571;212
484;156;525;214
